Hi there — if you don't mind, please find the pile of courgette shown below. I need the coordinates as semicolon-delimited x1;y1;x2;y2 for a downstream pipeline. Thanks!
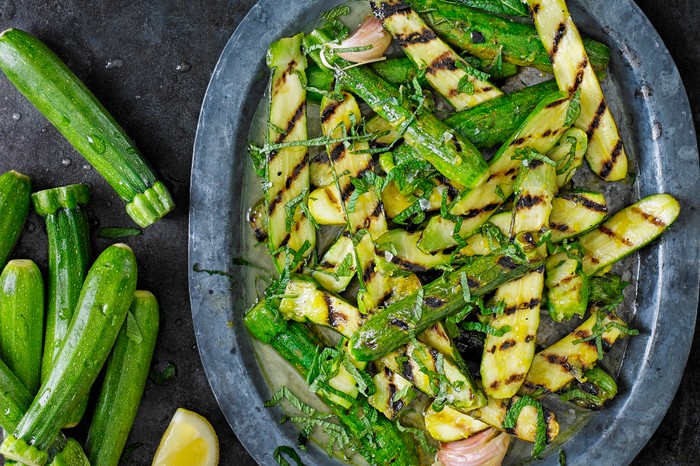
0;27;168;466
243;0;681;465
0;176;159;466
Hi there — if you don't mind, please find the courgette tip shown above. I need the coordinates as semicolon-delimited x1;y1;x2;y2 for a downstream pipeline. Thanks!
6;169;30;181
125;181;175;227
134;289;156;300
32;184;91;215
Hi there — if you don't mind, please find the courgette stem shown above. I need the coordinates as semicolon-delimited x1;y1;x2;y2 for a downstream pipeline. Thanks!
0;170;31;270
1;244;138;462
86;291;160;466
33;184;91;427
0;28;174;227
0;259;44;395
243;302;419;465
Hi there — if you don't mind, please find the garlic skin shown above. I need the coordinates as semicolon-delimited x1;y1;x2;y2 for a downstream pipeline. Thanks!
437;428;511;466
334;15;392;63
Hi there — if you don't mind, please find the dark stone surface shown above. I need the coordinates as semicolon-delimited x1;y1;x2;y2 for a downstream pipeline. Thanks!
0;1;695;465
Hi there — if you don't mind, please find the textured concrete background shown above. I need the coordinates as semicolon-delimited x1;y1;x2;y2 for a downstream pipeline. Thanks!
0;1;696;465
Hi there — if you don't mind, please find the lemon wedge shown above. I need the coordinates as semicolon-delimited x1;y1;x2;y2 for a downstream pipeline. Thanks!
152;408;219;466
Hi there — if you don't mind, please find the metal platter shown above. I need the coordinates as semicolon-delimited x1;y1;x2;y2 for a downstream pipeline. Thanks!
189;1;700;464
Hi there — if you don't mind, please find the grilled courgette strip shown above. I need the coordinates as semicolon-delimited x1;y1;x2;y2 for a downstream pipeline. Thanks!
311;233;357;293
580;194;680;275
367;367;416;420
372;0;502;111
545;251;588;322
481;269;545;399
277;277;481;414
522;311;630;393
243;302;420;465
419;90;576;253
467;394;559;444
265;34;315;271
527;0;628;181
548;127;588;188
549;191;608;243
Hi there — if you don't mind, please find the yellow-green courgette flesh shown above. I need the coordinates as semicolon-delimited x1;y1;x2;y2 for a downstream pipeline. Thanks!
549;191;608;243
1;244;137;460
33;184;91;427
580;194;680;275
528;0;628;181
0;29;174;227
0;170;31;270
481;269;544;399
85;291;160;466
0;259;44;395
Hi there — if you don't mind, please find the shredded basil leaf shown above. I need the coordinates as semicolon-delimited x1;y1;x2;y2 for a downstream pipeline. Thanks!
460;321;511;337
96;227;141;239
126;311;143;344
274;446;305;466
503;395;548;457
149;361;176;385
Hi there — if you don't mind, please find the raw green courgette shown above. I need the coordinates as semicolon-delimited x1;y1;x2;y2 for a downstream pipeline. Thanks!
0;358;89;466
0;259;44;395
0;170;31;269
85;290;160;466
33;184;91;427
1;244;138;464
0;29;174;227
